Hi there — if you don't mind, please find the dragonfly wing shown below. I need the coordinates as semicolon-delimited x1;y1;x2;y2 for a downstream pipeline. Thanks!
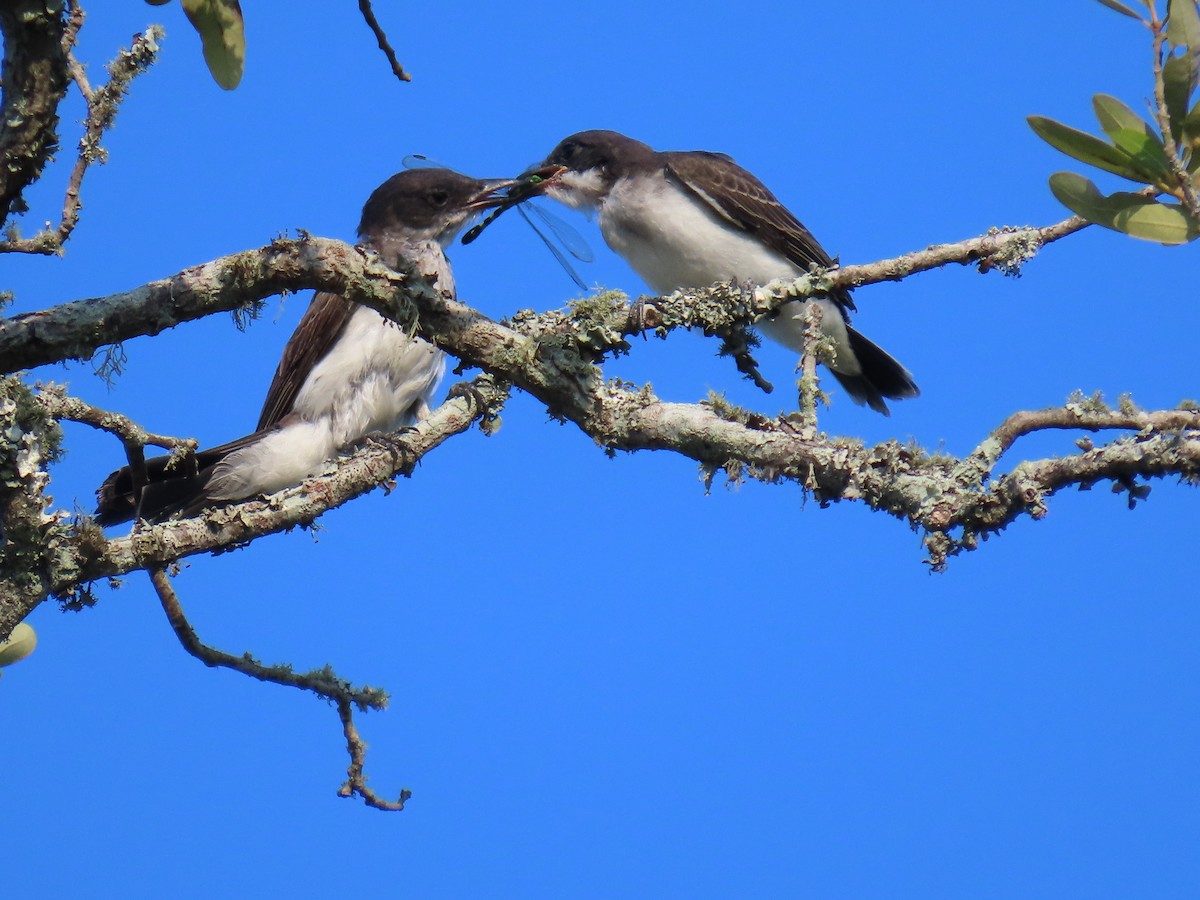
518;204;588;290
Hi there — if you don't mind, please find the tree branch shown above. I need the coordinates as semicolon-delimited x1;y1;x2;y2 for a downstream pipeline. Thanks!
36;382;198;455
796;300;829;434
0;18;162;255
356;0;411;83
0;374;508;639
0;1;71;227
36;381;198;503
956;393;1200;481
1147;2;1200;219
2;211;1193;632
0;215;1088;377
0;236;407;372
147;567;408;811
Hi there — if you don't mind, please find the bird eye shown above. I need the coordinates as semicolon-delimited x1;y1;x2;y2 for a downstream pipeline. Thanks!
428;189;449;207
560;141;578;160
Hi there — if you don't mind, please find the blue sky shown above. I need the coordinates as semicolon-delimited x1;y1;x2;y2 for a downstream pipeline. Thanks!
4;2;1199;897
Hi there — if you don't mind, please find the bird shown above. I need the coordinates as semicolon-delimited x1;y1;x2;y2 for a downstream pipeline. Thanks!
526;130;918;414
95;167;511;525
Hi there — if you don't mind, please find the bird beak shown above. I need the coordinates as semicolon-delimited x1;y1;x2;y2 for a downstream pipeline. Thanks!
459;164;569;246
466;178;522;210
465;164;567;210
511;163;568;201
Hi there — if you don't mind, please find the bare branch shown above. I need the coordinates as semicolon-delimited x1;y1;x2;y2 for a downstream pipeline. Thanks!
336;697;412;811
36;381;199;505
147;567;407;811
0;215;1088;378
0;23;162;255
61;1;87;87
796;301;828;435
956;394;1200;482
36;382;197;456
814;217;1090;288
356;0;412;83
15;373;1200;623
2;209;1194;628
0;374;508;640
0;236;405;373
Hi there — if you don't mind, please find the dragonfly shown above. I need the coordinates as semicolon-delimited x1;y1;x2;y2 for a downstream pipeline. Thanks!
403;155;593;290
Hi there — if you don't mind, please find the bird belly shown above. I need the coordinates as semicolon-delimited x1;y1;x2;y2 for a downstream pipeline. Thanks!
292;305;446;445
600;179;798;295
600;180;856;373
207;307;446;502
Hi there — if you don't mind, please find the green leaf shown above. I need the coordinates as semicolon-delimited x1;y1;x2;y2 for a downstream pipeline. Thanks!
1167;0;1200;48
1111;198;1200;242
1049;171;1200;243
182;0;245;90
1093;93;1152;136
1094;0;1144;19
1028;115;1153;182
1108;127;1177;181
1163;49;1200;142
1092;94;1174;182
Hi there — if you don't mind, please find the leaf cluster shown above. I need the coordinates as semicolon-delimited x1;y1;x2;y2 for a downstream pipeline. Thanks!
1028;0;1200;243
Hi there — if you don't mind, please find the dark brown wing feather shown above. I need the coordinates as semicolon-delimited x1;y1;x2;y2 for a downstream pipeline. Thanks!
256;291;356;431
93;425;285;526
663;151;854;313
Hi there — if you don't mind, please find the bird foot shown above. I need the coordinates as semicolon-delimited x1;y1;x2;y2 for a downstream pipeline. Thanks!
362;430;417;470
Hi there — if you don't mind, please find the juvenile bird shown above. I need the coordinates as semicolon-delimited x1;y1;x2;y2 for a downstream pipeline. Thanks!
96;168;510;524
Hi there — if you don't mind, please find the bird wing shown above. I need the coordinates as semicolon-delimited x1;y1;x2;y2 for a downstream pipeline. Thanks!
256;291;357;431
93;425;289;526
663;151;853;312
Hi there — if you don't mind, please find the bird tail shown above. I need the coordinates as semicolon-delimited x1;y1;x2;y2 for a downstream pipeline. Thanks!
94;434;260;526
830;326;920;416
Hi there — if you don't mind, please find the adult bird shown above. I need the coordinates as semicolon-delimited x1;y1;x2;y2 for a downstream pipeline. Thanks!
95;168;511;525
526;130;918;414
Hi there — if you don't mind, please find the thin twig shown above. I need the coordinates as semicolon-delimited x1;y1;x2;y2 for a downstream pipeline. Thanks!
357;0;412;83
61;0;88;84
36;382;197;499
147;567;407;811
954;396;1200;484
0;25;161;255
833;217;1091;287
796;301;825;435
336;697;412;811
1147;4;1200;218
36;383;197;455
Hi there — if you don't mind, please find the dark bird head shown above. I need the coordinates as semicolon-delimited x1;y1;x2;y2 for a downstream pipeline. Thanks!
453;131;655;245
357;168;514;248
532;130;657;210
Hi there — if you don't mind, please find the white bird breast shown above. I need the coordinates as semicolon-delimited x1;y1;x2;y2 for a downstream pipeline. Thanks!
208;301;446;501
599;175;798;295
594;174;852;364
